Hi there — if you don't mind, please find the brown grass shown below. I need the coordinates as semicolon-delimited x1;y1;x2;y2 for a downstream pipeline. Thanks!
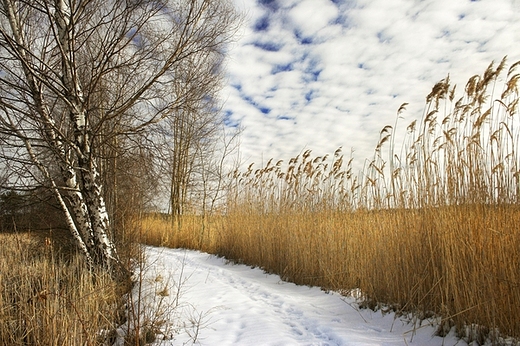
0;231;129;345
138;57;520;344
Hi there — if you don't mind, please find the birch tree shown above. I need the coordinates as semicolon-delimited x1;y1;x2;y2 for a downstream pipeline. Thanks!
0;0;238;271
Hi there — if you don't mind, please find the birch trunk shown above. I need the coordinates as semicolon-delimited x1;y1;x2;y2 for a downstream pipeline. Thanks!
54;0;119;269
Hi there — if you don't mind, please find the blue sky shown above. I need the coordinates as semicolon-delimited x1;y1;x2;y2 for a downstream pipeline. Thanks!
223;0;520;170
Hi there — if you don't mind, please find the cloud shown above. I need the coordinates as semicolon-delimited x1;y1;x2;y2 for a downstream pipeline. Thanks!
225;0;520;170
287;0;338;38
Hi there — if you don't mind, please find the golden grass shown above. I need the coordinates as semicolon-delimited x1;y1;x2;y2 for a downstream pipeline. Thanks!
138;213;215;250
138;57;520;344
0;232;128;345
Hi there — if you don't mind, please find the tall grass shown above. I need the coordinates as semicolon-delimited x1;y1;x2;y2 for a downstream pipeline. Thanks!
0;231;129;345
140;57;520;344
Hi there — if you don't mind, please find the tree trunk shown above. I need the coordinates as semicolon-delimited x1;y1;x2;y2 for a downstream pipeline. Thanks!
54;0;119;270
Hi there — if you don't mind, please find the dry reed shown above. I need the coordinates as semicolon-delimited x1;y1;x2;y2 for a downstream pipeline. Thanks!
0;232;127;345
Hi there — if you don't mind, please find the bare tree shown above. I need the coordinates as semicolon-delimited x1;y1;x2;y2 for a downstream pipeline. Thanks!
166;107;240;222
168;106;219;217
161;35;241;222
0;0;239;271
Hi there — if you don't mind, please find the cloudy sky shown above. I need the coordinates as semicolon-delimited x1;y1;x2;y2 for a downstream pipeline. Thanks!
222;0;520;170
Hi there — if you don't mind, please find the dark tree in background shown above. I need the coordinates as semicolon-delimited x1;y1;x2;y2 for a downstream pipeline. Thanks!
0;0;239;271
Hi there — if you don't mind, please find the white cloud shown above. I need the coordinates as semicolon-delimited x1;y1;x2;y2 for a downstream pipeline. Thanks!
287;0;339;38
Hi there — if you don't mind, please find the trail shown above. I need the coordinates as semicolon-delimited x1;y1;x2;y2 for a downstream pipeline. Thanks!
135;246;459;346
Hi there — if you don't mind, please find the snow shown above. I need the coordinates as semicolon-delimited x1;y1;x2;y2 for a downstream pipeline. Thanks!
123;246;462;345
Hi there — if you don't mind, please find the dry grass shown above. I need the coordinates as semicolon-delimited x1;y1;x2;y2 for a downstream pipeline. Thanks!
138;213;216;251
138;57;520;344
0;231;129;345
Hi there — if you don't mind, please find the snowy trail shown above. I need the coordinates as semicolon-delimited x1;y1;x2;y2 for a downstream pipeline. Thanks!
139;246;459;346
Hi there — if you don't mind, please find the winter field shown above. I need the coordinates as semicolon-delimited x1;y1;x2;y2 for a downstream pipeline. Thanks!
123;246;461;346
3;62;520;345
2;0;520;345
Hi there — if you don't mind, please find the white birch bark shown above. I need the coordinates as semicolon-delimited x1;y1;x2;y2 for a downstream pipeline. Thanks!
55;0;119;269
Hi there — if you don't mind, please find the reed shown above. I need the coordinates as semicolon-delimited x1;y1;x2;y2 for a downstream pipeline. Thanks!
139;57;520;344
0;232;127;345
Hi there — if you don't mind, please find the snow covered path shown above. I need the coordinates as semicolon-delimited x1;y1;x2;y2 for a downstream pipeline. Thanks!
140;246;459;346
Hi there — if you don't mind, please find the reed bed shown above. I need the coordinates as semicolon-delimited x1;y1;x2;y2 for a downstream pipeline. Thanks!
140;57;520;344
0;232;127;345
138;213;216;250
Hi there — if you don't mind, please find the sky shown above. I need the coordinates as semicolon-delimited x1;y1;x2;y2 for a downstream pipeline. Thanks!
222;0;520;171
117;246;462;345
